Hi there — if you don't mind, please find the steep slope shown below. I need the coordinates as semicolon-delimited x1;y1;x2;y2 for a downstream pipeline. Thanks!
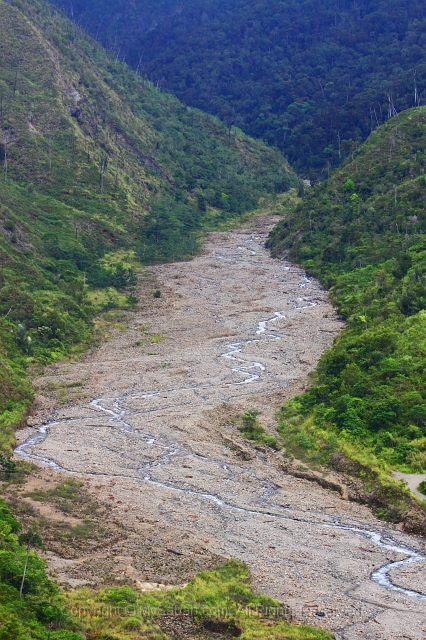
51;0;426;175
267;107;426;523
0;0;294;449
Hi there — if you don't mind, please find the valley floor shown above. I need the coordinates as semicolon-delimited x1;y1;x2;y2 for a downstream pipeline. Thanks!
15;216;426;639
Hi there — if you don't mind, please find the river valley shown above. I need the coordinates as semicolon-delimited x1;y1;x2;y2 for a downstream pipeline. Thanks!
15;216;426;640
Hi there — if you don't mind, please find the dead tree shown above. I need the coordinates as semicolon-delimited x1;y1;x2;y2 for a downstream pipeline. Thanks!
48;138;53;171
99;153;108;201
3;141;7;182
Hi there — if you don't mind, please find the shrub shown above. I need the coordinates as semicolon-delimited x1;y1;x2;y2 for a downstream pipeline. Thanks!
297;431;312;449
0;454;18;478
407;451;426;473
237;410;281;449
326;433;339;451
123;618;140;630
417;480;426;496
102;586;137;606
263;435;279;450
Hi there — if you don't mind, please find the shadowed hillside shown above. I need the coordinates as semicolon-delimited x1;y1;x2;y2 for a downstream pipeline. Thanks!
51;0;426;175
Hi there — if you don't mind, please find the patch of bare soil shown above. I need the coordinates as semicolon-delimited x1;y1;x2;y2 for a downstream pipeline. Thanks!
1;468;221;589
14;217;426;639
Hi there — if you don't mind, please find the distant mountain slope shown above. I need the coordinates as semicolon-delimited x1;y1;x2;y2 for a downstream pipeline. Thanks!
0;0;293;449
52;0;426;175
267;108;426;521
54;0;179;50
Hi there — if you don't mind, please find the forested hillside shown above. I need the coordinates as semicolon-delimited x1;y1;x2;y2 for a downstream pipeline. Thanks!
4;0;426;634
0;0;293;450
267;107;426;494
0;496;85;639
51;0;426;175
52;0;178;49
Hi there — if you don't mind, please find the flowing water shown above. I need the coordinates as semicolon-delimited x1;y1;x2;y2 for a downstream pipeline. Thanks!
15;218;426;639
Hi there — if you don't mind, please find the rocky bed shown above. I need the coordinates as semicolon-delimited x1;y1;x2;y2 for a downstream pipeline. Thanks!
15;217;426;640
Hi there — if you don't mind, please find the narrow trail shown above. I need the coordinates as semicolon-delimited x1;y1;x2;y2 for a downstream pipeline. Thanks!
16;217;426;639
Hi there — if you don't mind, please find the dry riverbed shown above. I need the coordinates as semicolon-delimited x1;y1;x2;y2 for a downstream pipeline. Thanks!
15;216;426;640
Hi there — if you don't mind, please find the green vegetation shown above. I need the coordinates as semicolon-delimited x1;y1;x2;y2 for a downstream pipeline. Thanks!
0;0;294;451
0;459;35;490
418;480;426;496
23;478;84;512
267;108;426;520
0;498;84;639
0;454;18;479
238;410;280;450
0;498;331;639
67;560;332;640
53;0;426;175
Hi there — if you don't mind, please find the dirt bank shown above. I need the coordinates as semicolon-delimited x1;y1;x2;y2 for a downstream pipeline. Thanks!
15;216;426;640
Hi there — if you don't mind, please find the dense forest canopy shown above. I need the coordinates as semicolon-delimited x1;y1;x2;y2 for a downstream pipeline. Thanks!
51;0;426;175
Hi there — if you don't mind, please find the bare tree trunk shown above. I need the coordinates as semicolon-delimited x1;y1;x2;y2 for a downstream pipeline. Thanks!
414;70;419;106
136;52;144;76
99;154;108;201
48;138;53;171
20;547;29;598
373;107;380;128
3;142;7;182
388;94;398;119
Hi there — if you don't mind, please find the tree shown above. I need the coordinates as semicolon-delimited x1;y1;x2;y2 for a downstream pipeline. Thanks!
0;614;21;640
223;111;236;146
99;152;108;201
0;454;17;479
18;528;44;598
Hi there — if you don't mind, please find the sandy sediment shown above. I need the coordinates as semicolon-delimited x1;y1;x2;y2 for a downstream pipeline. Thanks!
15;217;426;639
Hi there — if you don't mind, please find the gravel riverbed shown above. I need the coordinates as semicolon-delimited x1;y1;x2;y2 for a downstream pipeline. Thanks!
16;216;426;639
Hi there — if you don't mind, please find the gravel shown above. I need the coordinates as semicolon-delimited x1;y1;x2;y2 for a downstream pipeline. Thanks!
15;216;426;640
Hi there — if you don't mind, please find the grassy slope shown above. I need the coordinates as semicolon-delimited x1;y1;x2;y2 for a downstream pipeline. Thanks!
267;107;426;530
0;0;294;450
67;562;333;640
